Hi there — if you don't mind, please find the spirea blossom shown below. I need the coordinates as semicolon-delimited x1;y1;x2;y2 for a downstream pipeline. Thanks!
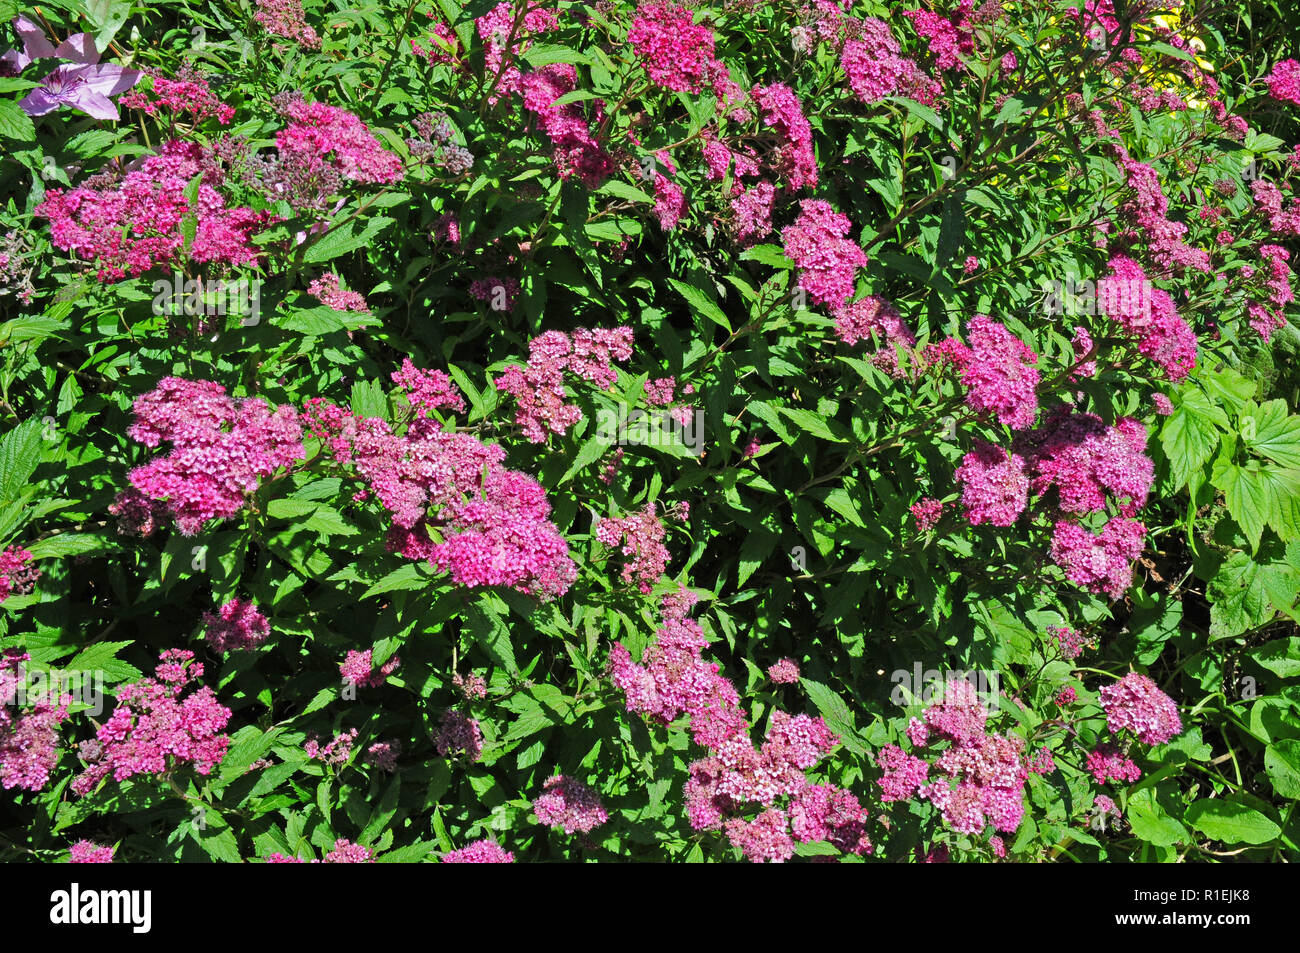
203;599;271;653
533;775;609;834
1018;410;1154;516
442;840;514;863
308;273;369;313
275;95;403;185
72;650;231;795
435;709;483;761
1085;743;1142;784
253;0;320;49
339;649;400;688
767;658;801;684
0;545;39;602
36;140;268;280
911;498;945;531
954;441;1029;527
1097;256;1197;380
1099;673;1182;744
120;67;234;124
841;18;940;106
954;315;1040;430
724;807;794;863
119;377;304;536
628;3;716;93
391;359;465;416
304;728;357;765
1050;517;1147;599
781;199;867;308
596;503;674;593
1266;59;1300;107
752;84;819;189
69;840;114;863
0;651;68;791
495;327;632;441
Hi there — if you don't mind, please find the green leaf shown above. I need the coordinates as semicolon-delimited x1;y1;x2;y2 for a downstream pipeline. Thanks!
778;407;848;443
1245;399;1300;469
668;277;732;333
0;99;35;141
1125;788;1188;846
1185;799;1281;845
800;678;868;755
1264;740;1300;799
0;418;44;505
1160;390;1224;492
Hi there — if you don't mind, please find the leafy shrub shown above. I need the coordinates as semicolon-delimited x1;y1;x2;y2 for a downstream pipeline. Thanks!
0;0;1298;863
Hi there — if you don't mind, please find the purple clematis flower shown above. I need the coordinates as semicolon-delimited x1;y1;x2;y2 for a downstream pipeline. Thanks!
3;16;139;120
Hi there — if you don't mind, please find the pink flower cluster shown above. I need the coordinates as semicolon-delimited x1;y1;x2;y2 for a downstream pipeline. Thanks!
1266;58;1300;107
1016;410;1153;516
391;359;465;417
0;544;39;602
954;441;1029;527
879;679;1028;838
781;199;868;308
595;502;678;593
435;709;483;761
767;658;801;684
36;140;268;280
267;838;373;862
304;377;577;598
1085;743;1141;785
841;17;940;106
833;295;917;375
339;649;400;688
910;497;945;531
442;839;514;863
904;2;974;72
1114;152;1210;274
1050;517;1147;598
275;96;403;185
1099;256;1197;379
203;598;271;653
116;377;304;536
1098;673;1182;745
120;68;235;124
495;327;633;442
0;651;68;791
628;2;716;93
610;592;866;861
752;84;819;190
72;650;231;795
308;273;370;313
69;840;115;863
945;314;1041;430
304;728;357;765
253;0;320;49
532;774;609;834
1048;624;1092;660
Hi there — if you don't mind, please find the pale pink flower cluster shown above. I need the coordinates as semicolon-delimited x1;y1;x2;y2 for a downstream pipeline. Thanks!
203;598;271;653
0;650;68;791
453;671;488;700
1098;673;1182;745
1047;624;1092;660
72;650;231;795
495;327;633;442
1113;151;1210;274
610;592;865;861
767;658;801;684
532;774;608;834
308;273;369;313
833;295;917;376
253;0;320;49
116;377;304;536
878;679;1028;838
442;839;514;863
304;728;357;765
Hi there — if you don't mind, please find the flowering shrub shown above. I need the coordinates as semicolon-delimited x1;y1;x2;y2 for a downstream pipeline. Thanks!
0;0;1299;864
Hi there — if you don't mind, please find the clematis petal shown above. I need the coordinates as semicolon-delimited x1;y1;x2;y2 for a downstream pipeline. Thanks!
53;32;99;64
70;88;120;120
13;15;56;60
80;63;141;96
18;86;60;116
